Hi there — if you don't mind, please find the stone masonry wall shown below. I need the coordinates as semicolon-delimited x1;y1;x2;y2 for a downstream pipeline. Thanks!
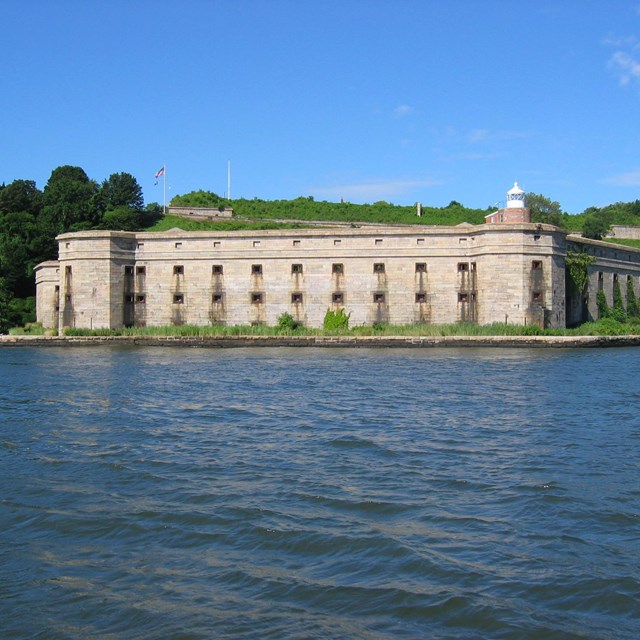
37;225;573;330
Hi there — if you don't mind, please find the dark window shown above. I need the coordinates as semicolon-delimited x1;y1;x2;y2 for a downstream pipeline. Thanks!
175;242;182;249
334;239;341;246
373;263;385;273
417;238;425;245
173;265;184;275
458;262;469;272
293;240;301;247
332;292;344;304
212;264;223;275
212;293;223;303
415;263;427;273
213;241;221;248
532;291;542;302
470;262;477;271
458;292;469;302
613;273;619;283
291;292;303;303
65;294;72;303
251;292;263;304
251;264;263;275
532;260;543;270
415;293;427;303
173;294;184;304
124;266;134;275
65;265;72;275
291;264;303;274
253;240;261;247
534;235;541;241
373;292;385;303
598;272;604;290
332;263;344;274
136;266;146;275
137;242;144;248
136;295;146;303
54;285;60;293
375;238;383;245
125;294;134;303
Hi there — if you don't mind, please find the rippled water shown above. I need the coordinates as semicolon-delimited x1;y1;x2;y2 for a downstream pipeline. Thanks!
1;346;639;639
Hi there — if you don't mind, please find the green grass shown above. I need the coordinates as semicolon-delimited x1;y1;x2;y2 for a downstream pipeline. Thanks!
60;318;640;339
601;237;640;250
147;215;312;232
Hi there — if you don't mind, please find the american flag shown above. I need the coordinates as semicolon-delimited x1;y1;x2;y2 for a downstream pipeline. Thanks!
155;166;165;178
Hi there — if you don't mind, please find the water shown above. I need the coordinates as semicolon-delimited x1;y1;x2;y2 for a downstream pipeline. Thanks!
1;346;639;639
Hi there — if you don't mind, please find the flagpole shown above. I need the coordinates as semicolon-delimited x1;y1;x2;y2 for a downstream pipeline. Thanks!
163;163;166;215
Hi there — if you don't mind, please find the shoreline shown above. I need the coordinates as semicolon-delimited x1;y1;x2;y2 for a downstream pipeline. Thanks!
2;334;640;348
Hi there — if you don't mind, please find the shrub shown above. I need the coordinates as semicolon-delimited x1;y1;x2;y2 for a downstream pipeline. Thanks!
596;289;609;319
323;308;350;332
276;312;301;332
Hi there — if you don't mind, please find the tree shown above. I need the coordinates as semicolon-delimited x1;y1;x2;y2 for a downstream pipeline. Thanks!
582;212;611;240
0;277;12;333
0;179;43;216
41;165;100;233
99;172;144;211
526;192;565;227
102;206;141;231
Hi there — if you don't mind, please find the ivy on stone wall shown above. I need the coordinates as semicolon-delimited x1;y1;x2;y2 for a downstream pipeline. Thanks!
565;251;596;294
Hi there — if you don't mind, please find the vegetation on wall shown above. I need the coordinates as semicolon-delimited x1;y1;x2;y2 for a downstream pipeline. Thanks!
565;251;595;294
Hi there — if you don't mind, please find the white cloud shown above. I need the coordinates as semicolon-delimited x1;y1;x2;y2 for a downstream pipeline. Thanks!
605;26;640;87
393;104;413;118
601;169;640;186
468;128;530;144
310;177;442;202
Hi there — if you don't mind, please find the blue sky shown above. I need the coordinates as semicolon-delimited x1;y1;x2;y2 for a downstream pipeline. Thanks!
3;0;640;214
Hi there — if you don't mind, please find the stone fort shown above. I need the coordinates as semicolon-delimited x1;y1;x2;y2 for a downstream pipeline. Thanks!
34;183;640;331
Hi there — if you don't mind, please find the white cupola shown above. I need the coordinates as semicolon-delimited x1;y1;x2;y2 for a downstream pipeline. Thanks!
506;181;526;209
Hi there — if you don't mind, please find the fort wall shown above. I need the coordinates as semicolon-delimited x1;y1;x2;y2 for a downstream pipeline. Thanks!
35;224;640;331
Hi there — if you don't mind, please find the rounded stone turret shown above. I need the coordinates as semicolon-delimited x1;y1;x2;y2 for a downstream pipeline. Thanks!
506;181;526;209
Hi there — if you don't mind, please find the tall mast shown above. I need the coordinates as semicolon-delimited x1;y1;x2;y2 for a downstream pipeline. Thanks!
227;160;231;200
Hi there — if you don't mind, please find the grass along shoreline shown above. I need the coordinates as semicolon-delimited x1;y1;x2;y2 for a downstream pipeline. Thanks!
10;318;640;339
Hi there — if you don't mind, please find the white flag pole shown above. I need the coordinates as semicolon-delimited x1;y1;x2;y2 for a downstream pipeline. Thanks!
163;163;167;215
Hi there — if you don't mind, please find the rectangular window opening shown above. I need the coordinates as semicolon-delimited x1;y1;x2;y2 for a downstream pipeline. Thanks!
458;262;469;272
251;292;263;304
173;265;184;275
251;264;263;275
375;238;383;246
173;294;184;304
333;239;341;246
125;294;134;303
532;291;542;302
136;295;146;303
415;293;427;303
212;293;223;303
291;264;303;274
332;292;344;304
415;263;427;273
332;263;344;274
213;241;221;248
291;292;303;303
458;292;469;302
212;264;224;275
136;266;146;275
124;266;134;275
417;238;425;245
373;292;385;303
373;263;385;273
532;260;543;270
175;242;182;249
253;240;261;247
293;240;301;247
